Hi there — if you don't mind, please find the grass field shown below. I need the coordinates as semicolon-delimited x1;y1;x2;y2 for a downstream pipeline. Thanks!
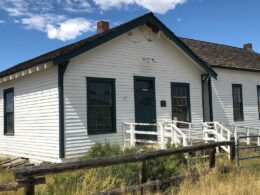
0;147;260;195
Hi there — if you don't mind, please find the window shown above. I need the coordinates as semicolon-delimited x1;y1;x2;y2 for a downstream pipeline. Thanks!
87;78;116;134
171;83;191;122
257;86;260;119
232;84;244;121
4;88;14;135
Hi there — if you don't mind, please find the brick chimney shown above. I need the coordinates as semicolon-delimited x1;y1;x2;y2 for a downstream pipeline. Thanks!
243;43;253;51
97;21;109;33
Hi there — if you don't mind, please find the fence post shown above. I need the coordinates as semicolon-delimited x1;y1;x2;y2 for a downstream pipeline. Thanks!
229;137;236;163
24;177;35;195
209;147;216;169
139;160;146;195
236;138;240;166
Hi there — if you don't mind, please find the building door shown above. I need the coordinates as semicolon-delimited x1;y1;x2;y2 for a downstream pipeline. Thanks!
134;76;157;140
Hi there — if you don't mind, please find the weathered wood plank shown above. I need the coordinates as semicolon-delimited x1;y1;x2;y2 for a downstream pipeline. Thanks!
14;141;234;178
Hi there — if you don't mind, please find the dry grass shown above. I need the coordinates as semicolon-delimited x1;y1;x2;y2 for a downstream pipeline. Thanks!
178;168;260;195
0;151;260;195
177;151;260;195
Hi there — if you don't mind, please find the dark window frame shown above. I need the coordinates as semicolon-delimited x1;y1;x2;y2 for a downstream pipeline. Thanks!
3;88;14;135
171;82;192;122
86;77;116;135
257;85;260;120
232;84;244;121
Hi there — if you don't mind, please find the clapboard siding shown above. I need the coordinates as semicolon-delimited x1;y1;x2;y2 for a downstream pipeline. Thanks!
212;68;260;127
64;26;205;158
0;66;60;162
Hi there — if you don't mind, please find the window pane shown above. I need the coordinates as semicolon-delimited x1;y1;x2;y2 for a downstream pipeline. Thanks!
87;79;115;134
232;85;243;121
172;84;190;122
4;89;14;134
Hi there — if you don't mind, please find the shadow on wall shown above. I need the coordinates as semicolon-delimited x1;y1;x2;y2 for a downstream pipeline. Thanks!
212;85;231;125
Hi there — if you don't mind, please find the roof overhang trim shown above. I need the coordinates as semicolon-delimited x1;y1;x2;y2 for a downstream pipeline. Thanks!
0;62;53;84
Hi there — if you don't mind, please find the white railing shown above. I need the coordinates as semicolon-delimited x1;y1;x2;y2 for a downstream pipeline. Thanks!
124;121;260;154
123;123;165;149
232;125;260;146
163;121;188;147
124;120;200;150
202;121;233;153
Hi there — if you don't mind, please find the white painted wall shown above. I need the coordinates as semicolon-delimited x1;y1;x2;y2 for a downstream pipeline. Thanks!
0;66;60;162
64;25;205;158
212;68;260;127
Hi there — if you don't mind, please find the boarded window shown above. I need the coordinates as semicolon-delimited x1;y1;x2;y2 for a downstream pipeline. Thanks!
171;83;191;122
87;78;116;134
4;88;14;135
232;84;244;121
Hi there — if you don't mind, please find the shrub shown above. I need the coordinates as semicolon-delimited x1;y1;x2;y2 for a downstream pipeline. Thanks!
39;143;186;194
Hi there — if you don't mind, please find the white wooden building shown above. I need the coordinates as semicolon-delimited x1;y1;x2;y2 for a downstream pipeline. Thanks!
0;13;259;163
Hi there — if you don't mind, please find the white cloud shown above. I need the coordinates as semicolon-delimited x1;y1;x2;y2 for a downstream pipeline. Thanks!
93;0;186;14
94;0;134;10
61;0;93;13
177;17;182;22
0;0;95;41
20;14;94;41
135;0;186;14
47;18;95;41
0;20;6;24
21;14;64;31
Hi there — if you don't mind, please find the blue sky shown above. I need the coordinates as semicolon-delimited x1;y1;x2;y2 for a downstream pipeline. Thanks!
0;0;260;71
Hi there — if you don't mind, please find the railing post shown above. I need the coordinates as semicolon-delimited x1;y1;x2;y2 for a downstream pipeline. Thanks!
188;123;192;143
160;124;165;149
130;124;135;147
171;125;177;145
24;177;35;195
229;137;236;163
183;136;187;147
122;123;126;150
234;125;237;142
171;126;174;145
258;129;260;146
246;127;250;145
203;126;209;143
209;147;216;169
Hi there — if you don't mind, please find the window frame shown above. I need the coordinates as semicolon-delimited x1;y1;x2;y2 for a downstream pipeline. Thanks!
232;84;244;121
86;77;116;135
171;82;192;122
257;85;260;120
3;87;15;135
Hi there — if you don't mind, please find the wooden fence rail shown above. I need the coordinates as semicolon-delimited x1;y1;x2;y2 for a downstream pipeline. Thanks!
2;141;235;195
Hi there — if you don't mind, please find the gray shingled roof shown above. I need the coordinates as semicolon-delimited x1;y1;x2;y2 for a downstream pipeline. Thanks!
181;37;260;71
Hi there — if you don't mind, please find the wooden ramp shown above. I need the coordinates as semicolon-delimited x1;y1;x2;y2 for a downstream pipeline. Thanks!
0;158;33;169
